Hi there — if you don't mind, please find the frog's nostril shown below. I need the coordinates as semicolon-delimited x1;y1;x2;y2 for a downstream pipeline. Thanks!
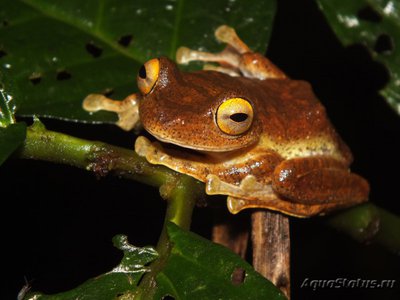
230;113;248;122
139;65;147;79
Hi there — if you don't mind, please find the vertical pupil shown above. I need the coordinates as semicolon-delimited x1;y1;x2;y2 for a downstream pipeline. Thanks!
139;65;147;79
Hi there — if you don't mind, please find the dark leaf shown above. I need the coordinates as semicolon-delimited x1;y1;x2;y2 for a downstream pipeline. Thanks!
0;0;275;123
24;235;158;300
317;0;400;114
141;222;286;300
0;122;26;165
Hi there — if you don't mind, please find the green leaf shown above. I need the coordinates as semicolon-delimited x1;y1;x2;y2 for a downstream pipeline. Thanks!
141;222;286;300
0;0;276;123
0;71;26;166
0;122;26;165
317;0;400;114
0;71;17;126
24;235;158;300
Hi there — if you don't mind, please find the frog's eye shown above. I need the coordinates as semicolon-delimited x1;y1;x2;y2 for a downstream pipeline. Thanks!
137;58;160;94
216;98;254;135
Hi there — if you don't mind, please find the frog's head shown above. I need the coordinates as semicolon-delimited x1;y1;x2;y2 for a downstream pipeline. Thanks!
137;56;262;152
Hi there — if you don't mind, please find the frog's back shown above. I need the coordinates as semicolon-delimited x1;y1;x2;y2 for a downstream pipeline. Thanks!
246;78;353;165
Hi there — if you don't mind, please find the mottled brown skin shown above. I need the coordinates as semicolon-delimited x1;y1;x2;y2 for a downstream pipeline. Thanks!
141;57;351;160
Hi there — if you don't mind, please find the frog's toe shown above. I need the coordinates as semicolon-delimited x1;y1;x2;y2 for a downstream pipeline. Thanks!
135;136;167;165
82;94;108;112
176;47;192;64
215;25;235;43
203;64;240;77
205;174;224;194
134;136;152;157
226;196;247;214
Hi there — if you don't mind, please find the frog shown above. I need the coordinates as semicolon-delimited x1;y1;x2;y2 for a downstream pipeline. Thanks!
83;25;369;217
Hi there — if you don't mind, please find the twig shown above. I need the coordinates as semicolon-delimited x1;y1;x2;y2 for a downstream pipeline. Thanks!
18;119;178;188
328;203;400;255
252;210;291;299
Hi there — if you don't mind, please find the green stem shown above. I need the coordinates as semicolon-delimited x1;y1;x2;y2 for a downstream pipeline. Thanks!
156;175;203;254
137;175;204;299
18;119;178;187
327;203;400;255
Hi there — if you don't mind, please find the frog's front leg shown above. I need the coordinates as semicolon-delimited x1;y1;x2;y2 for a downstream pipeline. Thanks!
82;93;140;131
176;25;286;80
135;136;214;182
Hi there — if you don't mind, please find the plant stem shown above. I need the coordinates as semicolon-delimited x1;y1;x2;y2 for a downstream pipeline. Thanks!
137;175;204;299
156;175;203;255
18;119;178;187
328;203;400;255
252;211;291;299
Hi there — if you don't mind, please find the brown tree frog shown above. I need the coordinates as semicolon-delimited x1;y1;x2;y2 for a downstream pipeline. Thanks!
83;25;369;217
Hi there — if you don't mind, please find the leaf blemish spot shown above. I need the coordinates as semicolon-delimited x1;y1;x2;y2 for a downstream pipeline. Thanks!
357;6;382;23
374;34;394;55
85;41;103;58
0;49;7;58
1;20;9;27
56;70;72;81
118;34;133;47
29;73;42;85
231;267;246;285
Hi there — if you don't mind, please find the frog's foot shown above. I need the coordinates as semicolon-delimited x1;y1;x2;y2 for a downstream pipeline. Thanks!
206;174;343;217
135;136;210;182
82;93;140;131
176;25;286;80
206;174;274;197
205;174;280;214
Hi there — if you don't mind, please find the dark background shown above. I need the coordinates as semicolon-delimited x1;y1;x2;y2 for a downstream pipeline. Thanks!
3;0;400;299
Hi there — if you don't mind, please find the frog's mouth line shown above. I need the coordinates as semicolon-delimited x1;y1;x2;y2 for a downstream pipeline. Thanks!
143;127;248;153
139;130;258;165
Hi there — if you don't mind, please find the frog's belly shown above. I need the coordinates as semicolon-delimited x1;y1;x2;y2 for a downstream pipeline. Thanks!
259;135;346;162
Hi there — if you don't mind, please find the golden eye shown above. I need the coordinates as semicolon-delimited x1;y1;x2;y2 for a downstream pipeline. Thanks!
216;98;254;135
137;58;160;94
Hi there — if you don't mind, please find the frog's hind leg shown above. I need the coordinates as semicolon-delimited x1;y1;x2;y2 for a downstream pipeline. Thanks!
271;157;370;206
206;174;347;217
83;93;140;131
176;25;286;80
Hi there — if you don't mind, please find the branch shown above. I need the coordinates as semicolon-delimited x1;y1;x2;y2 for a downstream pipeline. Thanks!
327;203;400;255
137;175;204;298
252;211;291;298
18;119;178;188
